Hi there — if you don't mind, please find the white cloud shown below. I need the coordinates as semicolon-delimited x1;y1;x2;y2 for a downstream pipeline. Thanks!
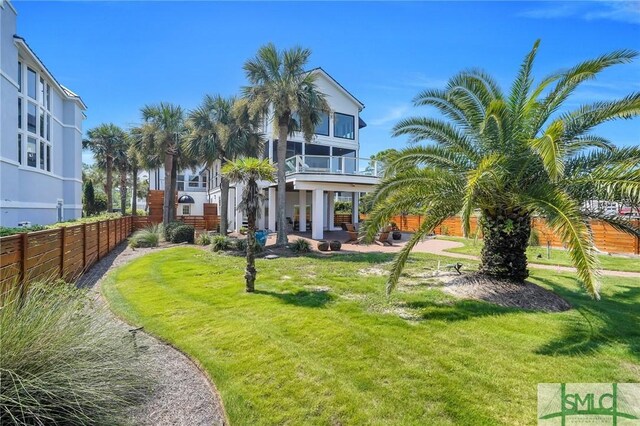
370;105;410;126
519;1;640;24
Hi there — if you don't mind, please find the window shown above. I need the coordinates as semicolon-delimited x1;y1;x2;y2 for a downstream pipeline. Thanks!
18;135;22;164
334;113;355;139
46;84;51;110
39;77;45;104
27;137;37;167
46;115;50;141
39;109;45;138
182;205;191;215
27;68;36;99
18;99;22;128
17;61;22;92
40;141;45;170
188;176;199;188
271;140;303;162
46;145;51;171
315;112;330;136
177;174;185;191
27;103;37;133
305;144;330;170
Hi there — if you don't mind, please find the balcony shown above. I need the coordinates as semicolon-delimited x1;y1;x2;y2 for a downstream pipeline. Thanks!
284;155;384;177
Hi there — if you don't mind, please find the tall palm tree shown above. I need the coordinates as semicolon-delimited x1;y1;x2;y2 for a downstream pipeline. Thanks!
185;95;263;235
139;103;186;226
114;146;129;215
364;40;640;299
222;158;276;292
242;43;329;245
83;123;127;212
127;128;143;216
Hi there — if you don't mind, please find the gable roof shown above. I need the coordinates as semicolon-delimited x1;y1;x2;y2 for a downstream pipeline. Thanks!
307;67;365;111
13;35;87;110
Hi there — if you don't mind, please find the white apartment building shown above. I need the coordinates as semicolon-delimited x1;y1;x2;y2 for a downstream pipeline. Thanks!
0;0;86;226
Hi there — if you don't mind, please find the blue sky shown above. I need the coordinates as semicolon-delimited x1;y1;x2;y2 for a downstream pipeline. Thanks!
12;1;640;164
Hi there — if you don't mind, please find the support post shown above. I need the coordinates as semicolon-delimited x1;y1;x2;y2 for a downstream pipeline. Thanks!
352;192;360;225
312;189;324;240
20;232;27;284
299;190;307;233
268;187;276;231
328;191;335;230
83;223;87;269
60;227;66;279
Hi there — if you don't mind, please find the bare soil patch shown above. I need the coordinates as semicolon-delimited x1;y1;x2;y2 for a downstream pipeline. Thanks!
442;273;571;312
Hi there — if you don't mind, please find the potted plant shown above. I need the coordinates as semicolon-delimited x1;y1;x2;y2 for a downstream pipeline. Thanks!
329;240;342;251
390;222;402;240
317;240;330;251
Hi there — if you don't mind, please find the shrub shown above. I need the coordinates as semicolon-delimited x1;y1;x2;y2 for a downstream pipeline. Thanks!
235;238;263;253
211;235;231;252
129;225;161;248
0;281;151;425
163;221;183;241
171;225;195;244
290;238;311;253
0;225;47;237
239;226;248;235
197;233;212;246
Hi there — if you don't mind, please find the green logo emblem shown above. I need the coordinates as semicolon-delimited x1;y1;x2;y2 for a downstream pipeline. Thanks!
538;383;640;425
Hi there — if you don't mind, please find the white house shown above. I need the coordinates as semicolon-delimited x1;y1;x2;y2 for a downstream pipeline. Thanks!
209;68;382;239
0;0;86;227
148;166;210;216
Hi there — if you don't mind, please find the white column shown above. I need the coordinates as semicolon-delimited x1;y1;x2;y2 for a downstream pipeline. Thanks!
235;185;243;232
328;191;335;230
268;187;276;231
299;190;307;233
352;192;360;225
312;189;324;240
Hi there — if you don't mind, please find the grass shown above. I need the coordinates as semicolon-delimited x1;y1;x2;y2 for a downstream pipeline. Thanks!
437;236;640;273
102;247;640;425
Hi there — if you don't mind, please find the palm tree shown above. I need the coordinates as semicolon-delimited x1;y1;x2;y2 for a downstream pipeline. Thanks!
185;95;263;235
83;124;128;212
127;129;142;216
114;147;129;215
364;40;640;299
139;103;186;226
222;158;276;292
242;43;329;245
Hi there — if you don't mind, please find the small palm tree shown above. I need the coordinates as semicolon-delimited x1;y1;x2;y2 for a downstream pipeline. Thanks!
222;158;276;292
242;43;329;245
139;103;186;226
185;95;264;235
83;124;128;213
365;40;640;299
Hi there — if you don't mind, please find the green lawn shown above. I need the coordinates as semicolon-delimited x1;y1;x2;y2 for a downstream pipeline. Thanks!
103;247;640;425
438;236;640;273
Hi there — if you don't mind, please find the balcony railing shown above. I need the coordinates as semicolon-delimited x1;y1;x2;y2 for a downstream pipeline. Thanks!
284;155;384;177
158;179;208;192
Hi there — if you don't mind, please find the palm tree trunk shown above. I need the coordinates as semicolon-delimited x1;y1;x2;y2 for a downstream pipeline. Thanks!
119;170;127;215
162;154;173;226
245;180;258;292
169;156;178;222
276;123;289;246
220;175;230;235
106;157;113;213
479;208;531;281
131;165;138;216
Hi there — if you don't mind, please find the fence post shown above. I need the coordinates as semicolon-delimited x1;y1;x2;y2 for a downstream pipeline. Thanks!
97;222;101;261
20;232;27;284
83;223;87;269
107;219;111;251
60;227;66;279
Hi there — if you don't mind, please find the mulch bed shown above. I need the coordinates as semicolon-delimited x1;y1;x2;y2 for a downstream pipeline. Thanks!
442;273;572;312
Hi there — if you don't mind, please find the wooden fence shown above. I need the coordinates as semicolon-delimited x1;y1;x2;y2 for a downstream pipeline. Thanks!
133;214;220;231
371;215;640;255
0;216;134;292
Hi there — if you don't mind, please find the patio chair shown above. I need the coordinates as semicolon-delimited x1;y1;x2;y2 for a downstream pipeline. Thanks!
344;223;359;244
375;226;393;246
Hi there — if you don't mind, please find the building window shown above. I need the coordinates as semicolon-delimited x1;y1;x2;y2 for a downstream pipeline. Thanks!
18;99;22;128
334;113;355;140
46;84;51;110
188;176;199;188
27;137;37;167
182;205;191;215
46;145;51;171
18;61;22;92
27;103;37;133
40;141;45;170
27;68;36;99
18;135;22;164
46;115;51;141
315;112;330;136
177;174;185;191
39;109;45;138
39;77;45;105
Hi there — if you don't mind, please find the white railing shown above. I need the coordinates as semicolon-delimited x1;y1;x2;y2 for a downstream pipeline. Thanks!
284;155;384;177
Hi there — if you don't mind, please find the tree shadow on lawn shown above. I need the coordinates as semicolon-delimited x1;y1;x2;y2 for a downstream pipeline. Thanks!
305;252;397;264
403;298;521;322
533;277;640;359
254;289;335;308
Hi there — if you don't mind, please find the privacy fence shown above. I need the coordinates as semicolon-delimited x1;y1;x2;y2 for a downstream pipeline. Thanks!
0;216;134;292
380;215;640;255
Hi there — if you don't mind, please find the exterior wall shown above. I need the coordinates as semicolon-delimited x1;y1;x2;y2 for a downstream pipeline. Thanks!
0;1;85;227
